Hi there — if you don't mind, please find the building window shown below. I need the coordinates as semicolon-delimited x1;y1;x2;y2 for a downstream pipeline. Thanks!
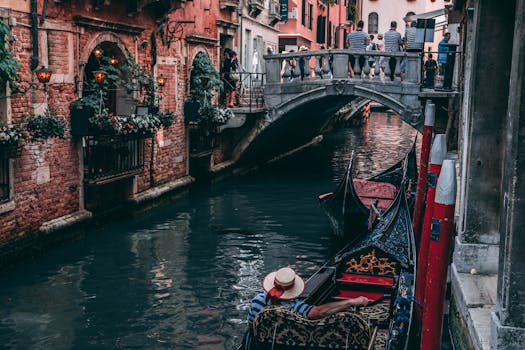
308;3;313;30
0;81;11;204
301;0;306;26
368;12;378;34
0;156;9;204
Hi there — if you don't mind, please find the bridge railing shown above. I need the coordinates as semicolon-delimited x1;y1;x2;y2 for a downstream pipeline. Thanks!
264;49;422;85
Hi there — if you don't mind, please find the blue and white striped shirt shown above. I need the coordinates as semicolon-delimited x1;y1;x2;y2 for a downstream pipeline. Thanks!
347;30;369;50
384;29;403;52
247;291;314;323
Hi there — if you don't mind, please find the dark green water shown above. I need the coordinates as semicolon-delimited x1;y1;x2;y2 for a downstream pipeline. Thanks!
0;113;416;350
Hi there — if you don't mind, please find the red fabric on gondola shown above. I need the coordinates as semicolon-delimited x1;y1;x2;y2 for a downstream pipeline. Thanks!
333;290;387;301
353;179;398;209
336;273;395;287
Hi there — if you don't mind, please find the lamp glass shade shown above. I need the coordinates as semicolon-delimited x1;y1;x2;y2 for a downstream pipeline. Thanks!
35;66;53;84
93;47;103;58
92;70;107;84
156;75;167;87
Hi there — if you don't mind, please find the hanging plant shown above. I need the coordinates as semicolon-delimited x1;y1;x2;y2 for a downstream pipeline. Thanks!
158;112;176;128
0;18;20;90
0;120;23;147
26;115;67;142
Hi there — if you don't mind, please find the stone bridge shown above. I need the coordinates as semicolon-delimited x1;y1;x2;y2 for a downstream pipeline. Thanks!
220;49;456;164
264;49;425;126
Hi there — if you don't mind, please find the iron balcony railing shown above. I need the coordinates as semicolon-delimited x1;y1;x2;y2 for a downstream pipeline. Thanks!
83;135;147;185
223;71;266;111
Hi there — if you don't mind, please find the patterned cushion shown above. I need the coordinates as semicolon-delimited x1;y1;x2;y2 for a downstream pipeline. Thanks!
252;306;371;349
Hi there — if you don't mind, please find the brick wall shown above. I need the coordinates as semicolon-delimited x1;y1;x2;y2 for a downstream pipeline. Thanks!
0;0;233;255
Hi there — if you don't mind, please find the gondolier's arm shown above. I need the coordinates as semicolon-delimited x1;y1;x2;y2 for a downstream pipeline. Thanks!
307;296;369;320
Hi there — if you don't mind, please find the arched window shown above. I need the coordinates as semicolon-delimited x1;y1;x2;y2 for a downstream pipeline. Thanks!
368;12;378;34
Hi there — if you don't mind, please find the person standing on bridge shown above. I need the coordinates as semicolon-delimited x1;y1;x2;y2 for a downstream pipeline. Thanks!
346;20;369;78
384;21;403;81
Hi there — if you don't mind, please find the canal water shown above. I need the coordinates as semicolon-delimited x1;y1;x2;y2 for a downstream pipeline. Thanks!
0;113;417;350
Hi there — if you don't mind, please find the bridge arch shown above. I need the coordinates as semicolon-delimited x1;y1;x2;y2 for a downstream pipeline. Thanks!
269;81;410;123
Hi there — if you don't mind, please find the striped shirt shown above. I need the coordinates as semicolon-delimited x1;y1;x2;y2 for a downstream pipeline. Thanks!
384;29;403;52
247;291;314;323
347;30;369;50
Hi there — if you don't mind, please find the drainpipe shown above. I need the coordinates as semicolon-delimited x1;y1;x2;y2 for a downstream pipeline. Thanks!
30;0;39;71
238;3;243;64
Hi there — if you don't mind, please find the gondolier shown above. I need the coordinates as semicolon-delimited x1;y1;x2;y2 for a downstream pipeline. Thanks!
242;267;370;350
247;267;369;324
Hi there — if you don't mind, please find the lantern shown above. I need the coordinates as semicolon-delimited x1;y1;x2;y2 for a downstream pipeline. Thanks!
93;47;103;58
35;66;53;84
156;74;167;87
92;70;107;84
109;56;119;65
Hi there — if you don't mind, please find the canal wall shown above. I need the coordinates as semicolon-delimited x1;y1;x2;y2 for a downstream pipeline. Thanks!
450;0;525;349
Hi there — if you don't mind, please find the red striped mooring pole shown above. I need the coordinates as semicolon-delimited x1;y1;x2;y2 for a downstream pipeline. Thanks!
413;101;435;243
420;159;456;350
415;134;447;309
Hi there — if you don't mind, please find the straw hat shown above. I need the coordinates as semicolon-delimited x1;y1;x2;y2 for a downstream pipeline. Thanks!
299;45;309;51
262;267;305;300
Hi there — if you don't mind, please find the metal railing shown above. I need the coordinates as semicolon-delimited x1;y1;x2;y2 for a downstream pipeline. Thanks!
265;49;422;84
223;72;266;111
83;135;147;184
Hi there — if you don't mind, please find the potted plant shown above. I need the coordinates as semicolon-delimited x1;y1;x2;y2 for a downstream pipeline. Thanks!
26;115;67;142
186;52;233;132
158;112;176;128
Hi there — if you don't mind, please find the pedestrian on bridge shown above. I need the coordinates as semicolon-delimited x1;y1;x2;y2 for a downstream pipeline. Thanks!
346;20;369;78
384;21;403;81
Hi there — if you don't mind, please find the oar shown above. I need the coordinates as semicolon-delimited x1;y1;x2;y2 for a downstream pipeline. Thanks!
367;326;379;350
367;294;391;307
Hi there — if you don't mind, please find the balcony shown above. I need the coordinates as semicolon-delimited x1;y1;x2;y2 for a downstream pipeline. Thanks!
269;0;281;25
248;0;264;18
83;135;148;185
220;0;239;11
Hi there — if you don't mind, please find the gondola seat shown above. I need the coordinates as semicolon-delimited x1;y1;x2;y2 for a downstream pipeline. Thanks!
251;306;371;349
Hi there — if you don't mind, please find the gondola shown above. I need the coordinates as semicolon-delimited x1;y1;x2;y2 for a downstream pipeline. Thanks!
318;143;417;241
244;155;416;350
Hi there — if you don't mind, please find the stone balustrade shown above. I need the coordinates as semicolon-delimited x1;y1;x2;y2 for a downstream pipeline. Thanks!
264;49;422;85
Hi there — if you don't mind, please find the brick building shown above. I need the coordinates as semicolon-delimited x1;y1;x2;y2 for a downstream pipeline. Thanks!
0;0;237;260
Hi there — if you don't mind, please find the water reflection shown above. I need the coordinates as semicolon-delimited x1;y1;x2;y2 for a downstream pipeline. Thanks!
0;113;416;349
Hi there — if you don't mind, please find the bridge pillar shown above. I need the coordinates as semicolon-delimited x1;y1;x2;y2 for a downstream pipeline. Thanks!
332;52;349;79
265;55;281;84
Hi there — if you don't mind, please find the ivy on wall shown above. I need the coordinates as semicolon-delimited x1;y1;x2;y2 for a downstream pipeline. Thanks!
0;18;20;90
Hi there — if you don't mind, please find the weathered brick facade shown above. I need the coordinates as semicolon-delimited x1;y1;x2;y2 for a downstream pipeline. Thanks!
0;0;237;259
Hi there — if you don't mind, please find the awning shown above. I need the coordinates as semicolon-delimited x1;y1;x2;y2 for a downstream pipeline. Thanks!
405;8;447;22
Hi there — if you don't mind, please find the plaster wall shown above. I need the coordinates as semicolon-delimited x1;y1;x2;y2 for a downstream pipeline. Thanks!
361;0;449;51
